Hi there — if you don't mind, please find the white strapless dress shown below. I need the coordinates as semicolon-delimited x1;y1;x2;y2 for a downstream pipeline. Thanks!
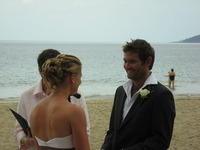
35;134;74;149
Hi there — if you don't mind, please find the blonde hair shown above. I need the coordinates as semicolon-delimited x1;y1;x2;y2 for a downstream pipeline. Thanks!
42;54;82;93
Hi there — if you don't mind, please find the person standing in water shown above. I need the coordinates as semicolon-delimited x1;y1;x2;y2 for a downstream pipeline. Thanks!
166;69;176;88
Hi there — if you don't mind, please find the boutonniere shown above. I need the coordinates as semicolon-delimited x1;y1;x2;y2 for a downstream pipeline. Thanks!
140;85;153;99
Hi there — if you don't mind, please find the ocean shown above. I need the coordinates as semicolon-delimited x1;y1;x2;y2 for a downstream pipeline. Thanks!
0;41;200;103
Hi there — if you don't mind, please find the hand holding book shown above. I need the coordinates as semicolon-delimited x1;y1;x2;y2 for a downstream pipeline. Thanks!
9;93;81;138
9;108;32;137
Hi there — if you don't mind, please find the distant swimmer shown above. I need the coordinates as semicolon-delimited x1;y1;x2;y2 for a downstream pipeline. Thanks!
165;69;176;88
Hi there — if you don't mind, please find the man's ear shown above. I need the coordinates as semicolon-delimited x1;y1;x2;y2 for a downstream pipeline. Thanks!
38;68;43;77
145;56;152;67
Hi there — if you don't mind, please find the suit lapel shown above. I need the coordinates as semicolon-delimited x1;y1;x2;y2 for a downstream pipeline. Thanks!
118;84;156;129
115;90;126;129
120;94;143;127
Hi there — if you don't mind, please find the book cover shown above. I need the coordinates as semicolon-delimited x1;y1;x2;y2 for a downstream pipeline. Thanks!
9;108;32;137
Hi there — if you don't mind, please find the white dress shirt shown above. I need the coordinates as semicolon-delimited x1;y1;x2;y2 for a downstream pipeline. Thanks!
122;73;158;120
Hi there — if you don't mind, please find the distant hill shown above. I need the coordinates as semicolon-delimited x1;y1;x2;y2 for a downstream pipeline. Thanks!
175;35;200;43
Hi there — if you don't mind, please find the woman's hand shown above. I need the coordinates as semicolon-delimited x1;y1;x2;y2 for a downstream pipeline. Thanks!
20;128;34;148
20;136;35;147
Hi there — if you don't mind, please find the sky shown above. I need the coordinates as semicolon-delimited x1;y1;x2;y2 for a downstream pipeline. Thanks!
0;0;200;43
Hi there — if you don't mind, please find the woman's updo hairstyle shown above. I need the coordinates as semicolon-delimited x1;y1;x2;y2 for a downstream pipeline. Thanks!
42;54;82;93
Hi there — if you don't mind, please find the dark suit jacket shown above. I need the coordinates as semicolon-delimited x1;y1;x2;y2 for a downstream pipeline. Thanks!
101;83;176;150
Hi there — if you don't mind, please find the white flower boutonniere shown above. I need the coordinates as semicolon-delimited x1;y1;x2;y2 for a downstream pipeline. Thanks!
140;89;150;98
140;85;153;99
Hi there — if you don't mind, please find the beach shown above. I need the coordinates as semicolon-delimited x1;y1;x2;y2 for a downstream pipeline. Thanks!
0;97;200;150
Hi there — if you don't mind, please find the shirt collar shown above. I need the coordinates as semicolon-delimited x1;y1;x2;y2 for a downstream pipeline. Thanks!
123;79;133;99
141;72;158;89
123;72;158;98
33;79;46;96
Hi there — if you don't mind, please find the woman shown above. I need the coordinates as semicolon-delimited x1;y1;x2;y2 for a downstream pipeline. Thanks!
165;69;176;88
30;54;90;150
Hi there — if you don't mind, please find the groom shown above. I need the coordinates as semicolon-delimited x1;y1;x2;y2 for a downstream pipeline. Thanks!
101;39;176;150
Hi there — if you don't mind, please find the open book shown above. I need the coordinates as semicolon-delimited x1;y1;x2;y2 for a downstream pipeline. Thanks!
9;108;32;137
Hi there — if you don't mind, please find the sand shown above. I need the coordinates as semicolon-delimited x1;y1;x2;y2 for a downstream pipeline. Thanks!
0;97;200;150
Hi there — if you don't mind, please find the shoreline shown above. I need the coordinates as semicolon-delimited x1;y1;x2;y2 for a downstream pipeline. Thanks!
1;93;200;103
0;97;200;149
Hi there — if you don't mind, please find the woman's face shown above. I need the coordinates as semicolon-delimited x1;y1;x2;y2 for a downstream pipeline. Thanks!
71;72;82;94
75;72;82;87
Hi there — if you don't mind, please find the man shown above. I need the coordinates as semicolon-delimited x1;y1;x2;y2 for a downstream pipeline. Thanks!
14;49;90;150
101;39;175;150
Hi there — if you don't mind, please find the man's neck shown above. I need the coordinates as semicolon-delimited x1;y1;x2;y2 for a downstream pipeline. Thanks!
131;71;151;96
41;79;48;94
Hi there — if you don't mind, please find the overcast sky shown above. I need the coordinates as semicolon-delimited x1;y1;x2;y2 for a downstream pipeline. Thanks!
0;0;199;43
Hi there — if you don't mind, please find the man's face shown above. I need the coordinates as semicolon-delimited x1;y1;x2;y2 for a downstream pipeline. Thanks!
123;51;147;80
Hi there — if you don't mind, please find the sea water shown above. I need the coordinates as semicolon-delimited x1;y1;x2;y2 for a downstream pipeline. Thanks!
0;41;200;102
